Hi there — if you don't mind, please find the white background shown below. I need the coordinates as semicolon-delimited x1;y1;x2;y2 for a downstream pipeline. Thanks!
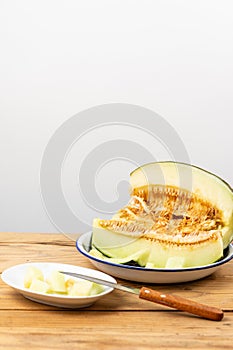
0;0;232;233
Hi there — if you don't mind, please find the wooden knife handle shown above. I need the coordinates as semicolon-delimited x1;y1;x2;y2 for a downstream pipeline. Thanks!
139;287;224;321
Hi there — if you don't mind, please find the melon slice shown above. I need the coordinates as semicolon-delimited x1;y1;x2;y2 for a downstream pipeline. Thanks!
91;162;233;268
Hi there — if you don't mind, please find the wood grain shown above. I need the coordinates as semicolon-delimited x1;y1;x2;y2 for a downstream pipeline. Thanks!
0;311;233;350
1;232;233;349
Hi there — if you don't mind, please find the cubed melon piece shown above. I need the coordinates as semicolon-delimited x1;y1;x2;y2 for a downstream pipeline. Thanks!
68;280;93;296
29;279;50;293
24;266;44;288
90;283;104;295
46;271;67;293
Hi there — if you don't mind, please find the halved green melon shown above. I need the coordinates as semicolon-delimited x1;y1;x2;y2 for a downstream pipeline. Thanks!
91;162;233;268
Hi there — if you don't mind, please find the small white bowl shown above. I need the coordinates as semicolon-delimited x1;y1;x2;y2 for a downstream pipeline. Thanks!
76;232;233;284
1;262;115;308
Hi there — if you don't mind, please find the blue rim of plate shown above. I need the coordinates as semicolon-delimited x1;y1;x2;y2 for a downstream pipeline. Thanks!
76;232;233;273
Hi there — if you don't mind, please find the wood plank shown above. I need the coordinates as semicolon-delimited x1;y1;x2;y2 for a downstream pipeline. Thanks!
1;233;233;350
0;241;83;272
1;233;233;311
0;232;75;244
0;276;232;312
0;310;232;350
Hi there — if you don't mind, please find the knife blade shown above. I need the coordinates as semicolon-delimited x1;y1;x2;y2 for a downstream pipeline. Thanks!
60;271;224;321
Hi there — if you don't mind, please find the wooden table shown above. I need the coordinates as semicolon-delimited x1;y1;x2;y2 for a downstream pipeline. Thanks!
0;232;233;349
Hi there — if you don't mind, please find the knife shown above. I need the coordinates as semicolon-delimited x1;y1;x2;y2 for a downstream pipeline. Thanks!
60;271;223;321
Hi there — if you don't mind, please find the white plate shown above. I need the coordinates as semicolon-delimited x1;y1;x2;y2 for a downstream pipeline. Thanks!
1;262;115;308
76;232;233;284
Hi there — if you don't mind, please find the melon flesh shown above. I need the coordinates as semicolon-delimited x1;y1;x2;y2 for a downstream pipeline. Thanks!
91;162;233;268
92;219;223;268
